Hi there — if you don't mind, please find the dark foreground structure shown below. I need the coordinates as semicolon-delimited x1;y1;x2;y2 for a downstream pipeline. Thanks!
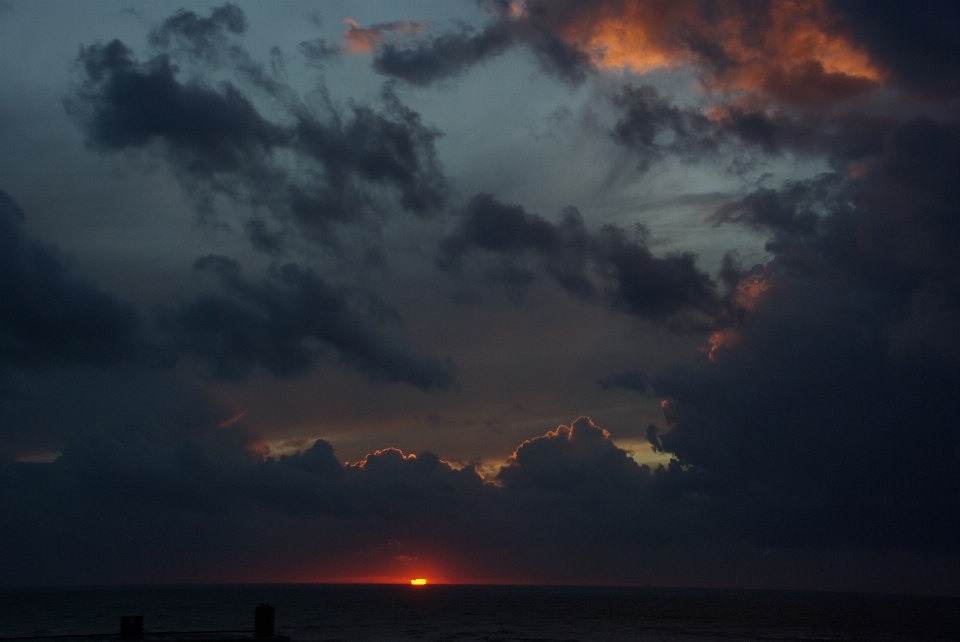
0;606;290;642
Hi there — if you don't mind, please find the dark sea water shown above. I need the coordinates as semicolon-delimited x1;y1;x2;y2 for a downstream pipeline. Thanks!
0;585;957;642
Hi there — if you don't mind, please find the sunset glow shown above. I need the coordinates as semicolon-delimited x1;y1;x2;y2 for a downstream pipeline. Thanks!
410;578;427;586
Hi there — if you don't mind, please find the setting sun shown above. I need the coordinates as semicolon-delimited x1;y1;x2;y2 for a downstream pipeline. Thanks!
410;578;427;586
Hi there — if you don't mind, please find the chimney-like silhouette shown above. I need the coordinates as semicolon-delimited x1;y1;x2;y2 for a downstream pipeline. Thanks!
254;604;274;638
120;616;144;640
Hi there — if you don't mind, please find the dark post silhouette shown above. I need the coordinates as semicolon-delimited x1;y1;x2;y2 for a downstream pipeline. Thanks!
120;616;144;640
254;604;274;638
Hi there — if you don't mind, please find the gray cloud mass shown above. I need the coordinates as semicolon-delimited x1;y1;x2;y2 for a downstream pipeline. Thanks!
0;191;148;396
159;255;455;389
440;193;718;326
68;21;447;256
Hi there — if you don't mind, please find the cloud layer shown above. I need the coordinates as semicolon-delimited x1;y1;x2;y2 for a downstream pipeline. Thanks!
2;1;960;592
0;417;677;584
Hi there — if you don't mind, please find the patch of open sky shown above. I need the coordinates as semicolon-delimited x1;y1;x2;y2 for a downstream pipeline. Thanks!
587;147;832;274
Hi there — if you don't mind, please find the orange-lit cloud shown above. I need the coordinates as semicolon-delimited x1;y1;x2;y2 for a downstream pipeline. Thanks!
246;439;271;457
516;0;882;103
846;161;871;178
342;18;384;54
345;446;418;469
706;273;770;360
503;416;613;466
731;274;770;313
342;18;424;54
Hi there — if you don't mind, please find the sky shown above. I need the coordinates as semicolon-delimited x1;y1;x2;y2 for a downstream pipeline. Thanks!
0;0;959;593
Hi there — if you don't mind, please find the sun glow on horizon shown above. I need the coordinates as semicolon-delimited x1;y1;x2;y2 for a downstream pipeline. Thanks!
410;578;427;586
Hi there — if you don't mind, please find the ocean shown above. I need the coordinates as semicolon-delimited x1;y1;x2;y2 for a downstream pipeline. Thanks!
0;585;957;642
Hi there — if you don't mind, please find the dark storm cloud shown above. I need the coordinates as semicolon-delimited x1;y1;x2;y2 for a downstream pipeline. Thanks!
643;113;960;551
67;5;446;255
440;193;717;325
593;58;960;552
70;39;286;171
158;255;455;390
0;190;146;395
